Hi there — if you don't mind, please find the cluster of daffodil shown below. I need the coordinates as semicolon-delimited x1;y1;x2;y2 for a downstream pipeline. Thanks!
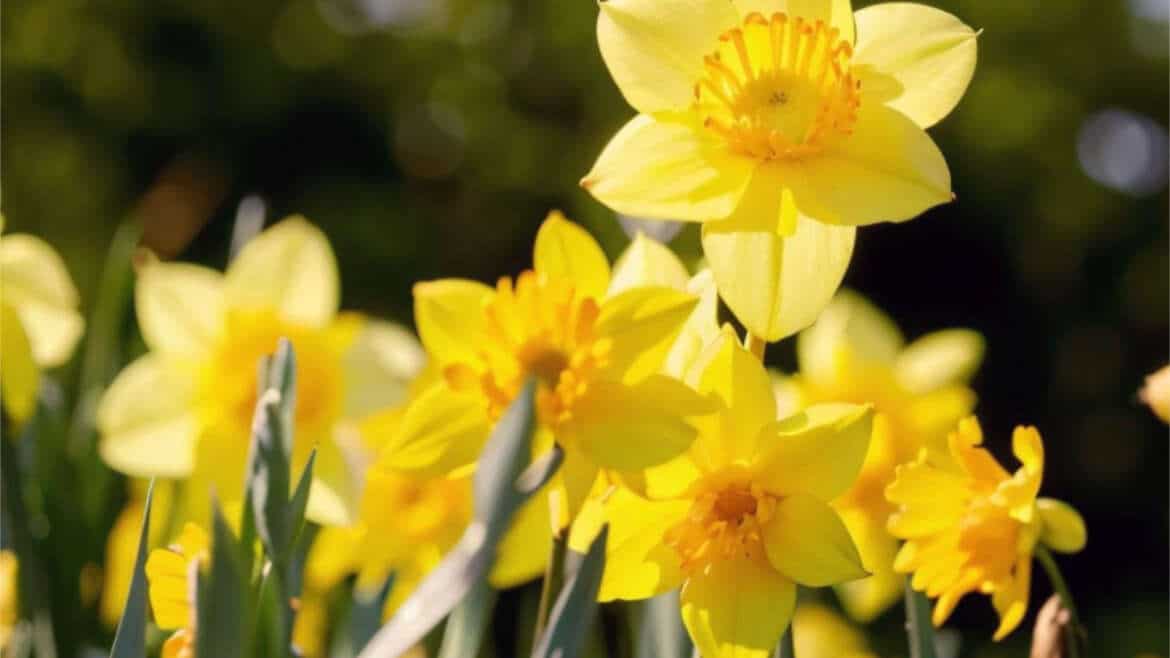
0;1;1135;657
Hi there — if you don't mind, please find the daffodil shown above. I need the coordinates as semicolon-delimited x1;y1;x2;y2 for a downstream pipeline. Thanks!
97;217;425;526
145;522;209;658
391;212;713;526
0;550;17;651
582;0;977;341
1140;364;1170;424
885;416;1087;640
792;604;878;658
572;328;873;658
0;216;85;425
773;290;983;621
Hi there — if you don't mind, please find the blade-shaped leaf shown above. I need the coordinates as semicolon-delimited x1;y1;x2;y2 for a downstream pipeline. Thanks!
905;581;939;658
357;380;559;658
288;447;316;547
249;388;291;564
636;591;691;658
437;577;496;658
196;500;249;658
531;525;608;658
350;574;396;654
109;479;155;658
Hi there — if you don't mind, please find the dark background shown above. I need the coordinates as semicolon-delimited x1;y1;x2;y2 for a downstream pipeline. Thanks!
3;0;1167;654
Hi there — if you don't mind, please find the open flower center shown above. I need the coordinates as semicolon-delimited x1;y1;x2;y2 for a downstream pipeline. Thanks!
665;479;778;572
695;12;860;160
956;498;1033;583
446;270;611;425
362;469;470;549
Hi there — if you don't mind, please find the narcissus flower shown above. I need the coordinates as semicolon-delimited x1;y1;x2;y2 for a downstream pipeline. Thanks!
145;523;209;658
774;290;983;621
1140;364;1170;424
792;604;877;658
573;328;873;658
886;417;1087;640
0;216;85;425
582;0;977;340
97;217;424;526
0;550;17;652
392;212;712;524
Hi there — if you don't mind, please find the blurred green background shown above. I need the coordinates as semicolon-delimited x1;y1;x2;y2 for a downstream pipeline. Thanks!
3;0;1167;654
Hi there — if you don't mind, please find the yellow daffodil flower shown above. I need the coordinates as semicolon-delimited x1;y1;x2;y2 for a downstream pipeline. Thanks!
1140;364;1170;424
573;328;873;658
0;550;17;651
392;212;713;526
885;417;1087;640
582;0;977;341
97;217;425;526
774;290;983;621
792;604;878;658
145;522;209;658
0;216;85;425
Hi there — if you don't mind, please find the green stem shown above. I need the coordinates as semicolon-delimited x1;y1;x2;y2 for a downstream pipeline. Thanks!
903;580;938;658
773;626;795;658
1035;545;1084;658
533;532;568;648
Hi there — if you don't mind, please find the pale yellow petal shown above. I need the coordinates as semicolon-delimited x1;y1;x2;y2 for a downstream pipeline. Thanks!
305;438;359;526
895;329;984;394
587;487;688;601
853;2;977;128
681;557;796;658
489;487;552;588
762;493;867;586
1;303;39;424
0;233;84;367
1036;497;1087;554
791;103;951;226
135;261;224;357
752;403;873;500
582;115;755;222
412;278;494;368
342;319;425;419
379;382;491;478
832;509;904;622
596;285;699;383
792;604;872;658
796;290;904;386
533;211;611;300
224;216;339;328
733;0;854;43
1140;365;1170;424
608;232;690;296
662;269;720;379
98;354;197;478
597;0;738;113
702;170;856;341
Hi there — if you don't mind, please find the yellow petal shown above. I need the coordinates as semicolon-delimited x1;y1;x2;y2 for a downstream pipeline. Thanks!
792;604;872;658
564;375;710;471
413;278;494;368
733;0;855;44
685;327;776;466
752;403;873;501
489;488;552;587
379;382;490;478
663;270;720;380
224;216;339;328
895;329;984;394
885;458;969;537
832;510;904;622
305;438;359;526
582;115;755;222
681;557;796;658
991;426;1044;522
596;285;699;383
762;493;867;586
608;233;690;296
1036;498;1087;554
1;302;39;424
1140;365;1170;424
792;103;951;226
853;3;977;128
342;319;425;418
0;233;84;367
146;548;193;630
991;557;1031;641
702;172;856;341
584;487;688;601
597;0;738;113
97;354;197;478
533;211;612;300
796;290;904;386
135;261;224;357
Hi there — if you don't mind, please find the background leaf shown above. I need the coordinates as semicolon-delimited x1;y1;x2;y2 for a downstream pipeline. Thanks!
196;501;249;658
437;577;496;658
530;525;608;658
108;479;155;658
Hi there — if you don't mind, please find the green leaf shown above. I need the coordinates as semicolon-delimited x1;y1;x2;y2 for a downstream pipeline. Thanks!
196;500;250;658
109;479;155;658
288;447;316;546
246;339;299;567
636;591;691;658
904;581;939;658
357;380;559;658
350;574;396;654
437;578;496;658
531;525;609;658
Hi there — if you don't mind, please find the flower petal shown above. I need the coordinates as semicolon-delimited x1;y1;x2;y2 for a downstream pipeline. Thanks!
224;216;339;328
762;493;867;586
792;103;952;226
1036;497;1087;554
733;0;855;44
796;290;904;387
681;557;796;658
895;329;984;395
98;354;198;478
342;319;426;419
991;426;1044;522
752;403;873;500
609;232;690;296
145;548;192;630
832;509;905;622
597;285;699;383
413;278;495;368
565;375;712;471
663;270;721;380
597;0;738;113
305;438;360;526
582;115;755;222
0;233;84;367
533;211;611;301
853;2;978;128
135;261;224;357
489;488;552;587
885;456;969;537
1;302;39;424
991;556;1030;641
379;382;491;478
702;171;856;342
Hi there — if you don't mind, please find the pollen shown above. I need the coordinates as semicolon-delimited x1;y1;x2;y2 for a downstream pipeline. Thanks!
665;477;778;572
694;12;861;160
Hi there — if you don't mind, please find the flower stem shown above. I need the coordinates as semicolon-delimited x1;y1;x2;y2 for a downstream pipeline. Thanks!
533;531;568;648
903;580;938;658
773;626;795;658
745;332;767;361
1035;545;1085;658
